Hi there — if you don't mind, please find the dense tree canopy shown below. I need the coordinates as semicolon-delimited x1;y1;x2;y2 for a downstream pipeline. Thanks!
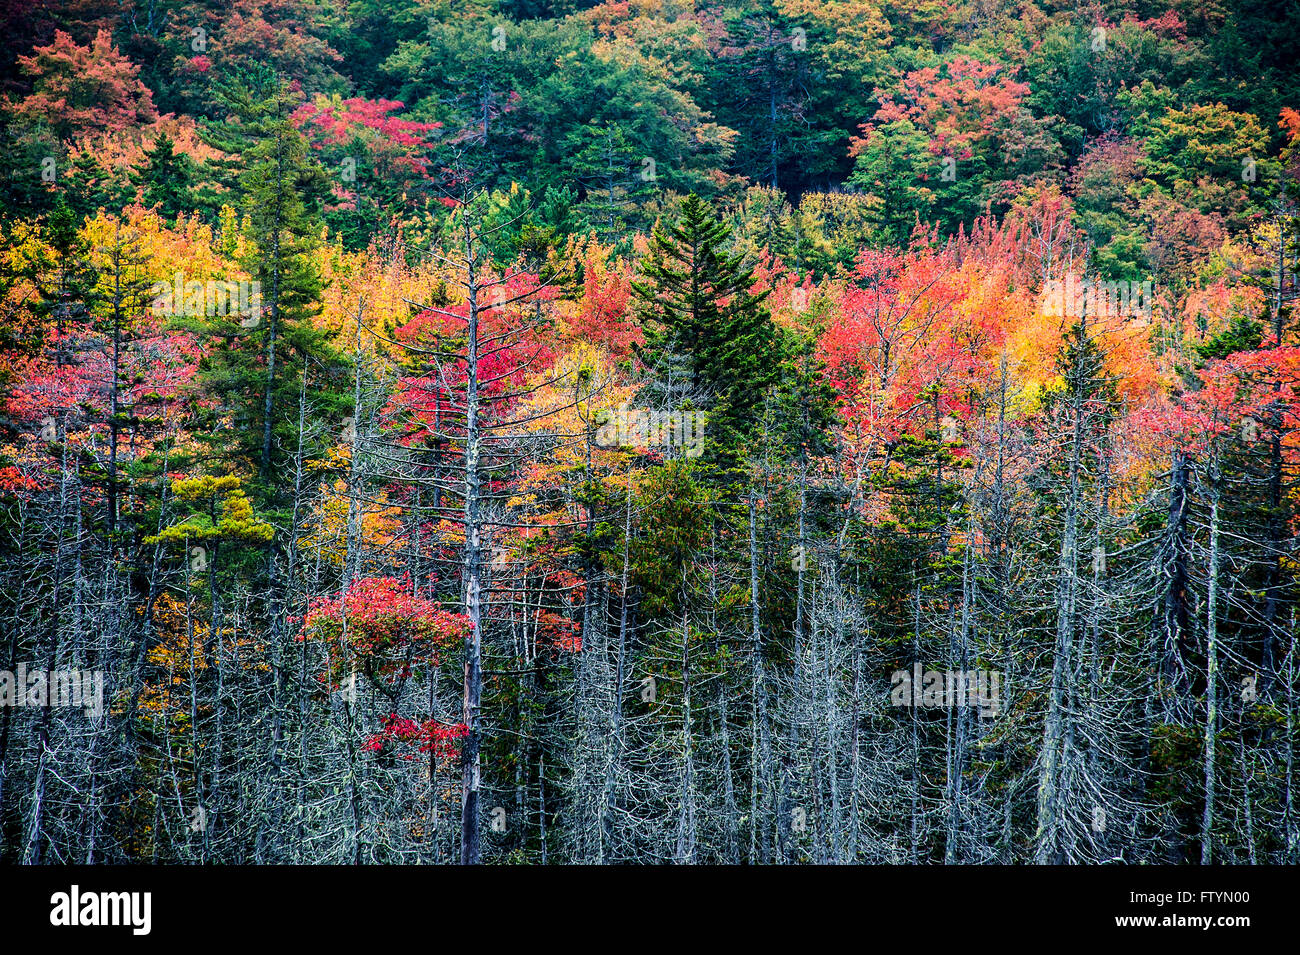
0;0;1298;869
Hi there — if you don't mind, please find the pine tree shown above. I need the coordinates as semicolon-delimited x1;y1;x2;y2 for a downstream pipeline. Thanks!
195;72;345;494
130;133;196;224
567;122;654;240
630;194;786;457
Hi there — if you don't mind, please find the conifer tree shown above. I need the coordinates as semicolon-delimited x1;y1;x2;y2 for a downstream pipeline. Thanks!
130;133;196;225
630;194;786;458
196;71;344;493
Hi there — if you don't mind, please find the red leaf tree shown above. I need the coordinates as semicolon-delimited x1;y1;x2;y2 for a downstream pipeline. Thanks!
302;575;471;692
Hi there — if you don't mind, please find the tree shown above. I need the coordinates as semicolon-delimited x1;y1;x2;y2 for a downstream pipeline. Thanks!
11;29;157;144
1033;315;1121;864
709;0;818;191
630;194;786;459
386;190;594;863
850;56;1064;241
291;94;441;249
196;71;343;489
566;122;656;240
130;133;197;224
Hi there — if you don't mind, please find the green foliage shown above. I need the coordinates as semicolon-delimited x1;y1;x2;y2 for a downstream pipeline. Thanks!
1197;312;1264;361
630;194;786;455
192;72;349;492
131;133;198;224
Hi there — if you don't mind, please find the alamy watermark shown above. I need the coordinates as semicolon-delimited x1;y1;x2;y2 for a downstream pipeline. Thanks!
1041;274;1154;320
151;271;263;327
0;664;103;718
50;885;151;935
890;664;1001;717
595;403;705;458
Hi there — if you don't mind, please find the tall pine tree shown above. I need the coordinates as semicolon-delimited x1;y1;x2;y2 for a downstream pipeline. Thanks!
196;71;345;496
630;193;786;460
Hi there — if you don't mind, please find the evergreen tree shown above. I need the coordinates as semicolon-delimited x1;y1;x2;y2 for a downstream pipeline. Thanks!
194;71;345;496
130;133;197;224
567;122;655;241
630;194;786;457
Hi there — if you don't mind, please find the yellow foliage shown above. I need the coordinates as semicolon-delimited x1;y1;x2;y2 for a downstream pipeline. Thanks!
298;479;403;568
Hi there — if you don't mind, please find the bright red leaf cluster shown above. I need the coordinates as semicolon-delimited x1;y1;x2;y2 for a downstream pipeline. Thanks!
302;575;470;686
362;714;468;762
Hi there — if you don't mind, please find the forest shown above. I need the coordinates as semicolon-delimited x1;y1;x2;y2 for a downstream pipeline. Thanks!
0;0;1297;866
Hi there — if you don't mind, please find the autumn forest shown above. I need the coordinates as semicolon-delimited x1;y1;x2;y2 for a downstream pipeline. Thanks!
0;0;1298;867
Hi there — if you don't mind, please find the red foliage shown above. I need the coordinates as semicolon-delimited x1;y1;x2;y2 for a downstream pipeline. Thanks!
534;609;581;653
569;247;640;359
302;576;470;686
292;96;441;178
386;270;560;442
857;56;1030;161
817;244;962;419
0;465;41;498
363;714;468;762
1142;339;1300;465
14;29;157;142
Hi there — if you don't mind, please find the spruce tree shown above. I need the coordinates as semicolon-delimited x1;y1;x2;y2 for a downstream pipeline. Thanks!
194;72;345;496
130;132;196;224
630;193;786;456
567;122;654;240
